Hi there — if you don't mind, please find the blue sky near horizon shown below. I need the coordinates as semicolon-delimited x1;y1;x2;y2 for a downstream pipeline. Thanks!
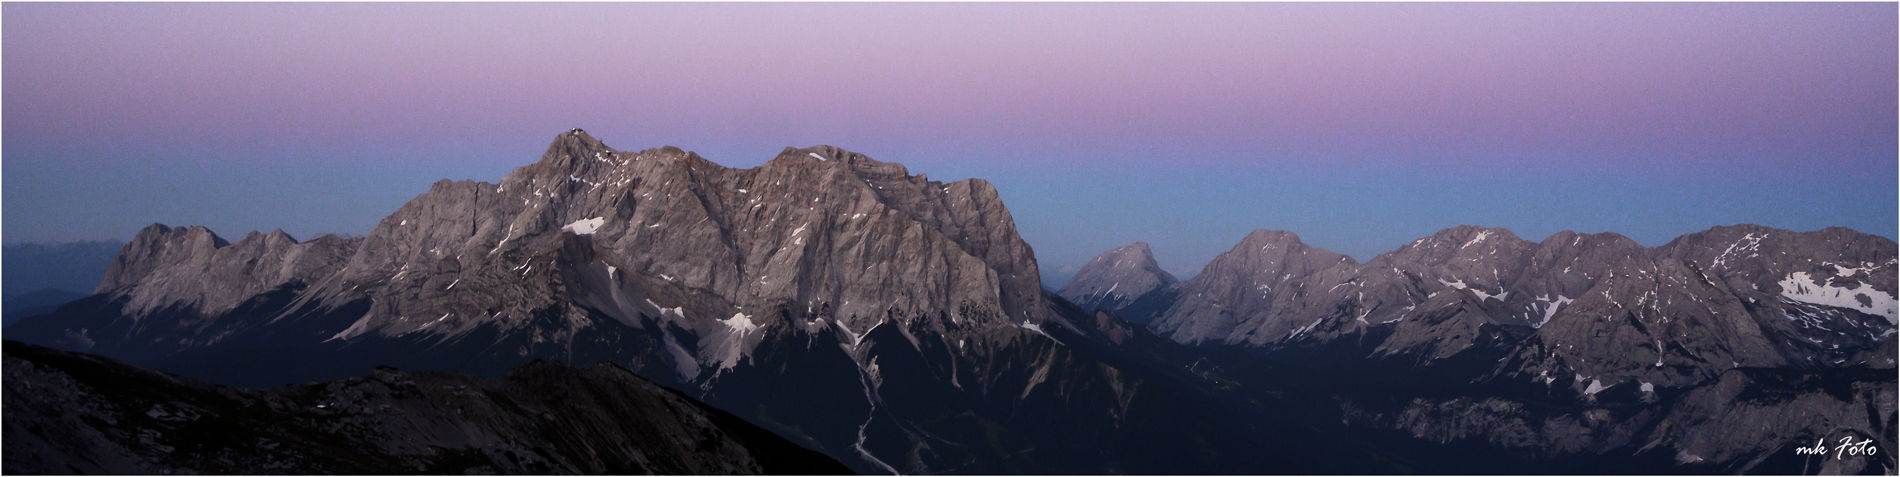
5;3;1894;285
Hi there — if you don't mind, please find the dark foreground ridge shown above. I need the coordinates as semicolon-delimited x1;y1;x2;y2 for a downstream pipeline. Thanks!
1;340;852;475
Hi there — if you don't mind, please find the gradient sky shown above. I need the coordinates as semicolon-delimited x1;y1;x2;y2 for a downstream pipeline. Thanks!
5;3;1895;284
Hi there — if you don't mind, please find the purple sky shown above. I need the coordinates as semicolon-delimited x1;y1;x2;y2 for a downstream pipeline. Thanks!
5;3;1894;284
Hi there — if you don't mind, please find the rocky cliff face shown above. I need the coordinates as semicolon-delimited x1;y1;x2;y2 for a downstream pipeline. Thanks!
2;340;852;475
1056;242;1178;325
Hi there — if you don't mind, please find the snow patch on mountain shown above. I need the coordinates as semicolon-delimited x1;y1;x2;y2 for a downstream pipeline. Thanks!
1777;272;1897;323
1534;295;1573;328
722;312;758;334
562;217;605;235
1711;232;1765;269
1440;278;1507;302
707;312;762;371
1584;378;1612;395
1021;321;1055;341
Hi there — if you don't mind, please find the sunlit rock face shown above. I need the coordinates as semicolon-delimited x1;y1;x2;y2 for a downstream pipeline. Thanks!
1058;241;1179;324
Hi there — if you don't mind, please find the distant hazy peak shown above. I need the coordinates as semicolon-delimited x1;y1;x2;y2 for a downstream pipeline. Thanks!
1059;241;1178;312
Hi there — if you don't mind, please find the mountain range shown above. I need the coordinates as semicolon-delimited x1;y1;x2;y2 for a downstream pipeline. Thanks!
8;130;1894;474
1063;226;1895;473
1071;226;1894;381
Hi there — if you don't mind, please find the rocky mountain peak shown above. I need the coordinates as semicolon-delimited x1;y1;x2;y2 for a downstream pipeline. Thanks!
1151;229;1353;344
1517;231;1646;305
1360;225;1534;307
245;229;298;247
1534;230;1643;260
511;129;638;188
85;221;357;326
1058;242;1178;313
547;128;612;159
1381;225;1527;265
97;224;230;293
1231;229;1353;268
768;145;951;198
776;145;884;168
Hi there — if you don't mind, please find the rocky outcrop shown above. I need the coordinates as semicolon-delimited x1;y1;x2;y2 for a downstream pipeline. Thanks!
2;340;852;475
1057;242;1178;324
